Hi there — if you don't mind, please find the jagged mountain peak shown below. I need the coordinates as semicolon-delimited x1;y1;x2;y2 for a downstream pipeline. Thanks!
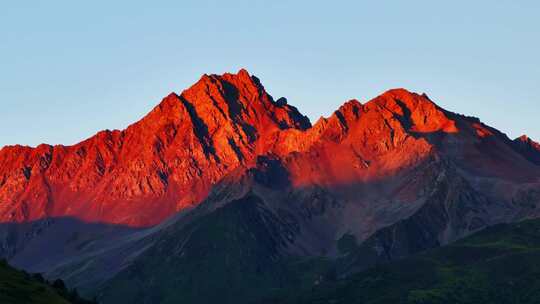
513;134;540;165
309;88;458;149
365;88;458;134
0;70;312;226
516;134;540;145
139;69;311;135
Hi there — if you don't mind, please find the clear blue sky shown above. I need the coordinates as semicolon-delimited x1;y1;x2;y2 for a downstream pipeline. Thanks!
1;1;539;148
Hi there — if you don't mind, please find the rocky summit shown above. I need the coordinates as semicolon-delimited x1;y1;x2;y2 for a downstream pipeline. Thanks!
0;69;310;227
1;70;540;303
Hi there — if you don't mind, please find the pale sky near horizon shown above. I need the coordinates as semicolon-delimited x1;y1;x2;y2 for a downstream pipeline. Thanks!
1;1;539;148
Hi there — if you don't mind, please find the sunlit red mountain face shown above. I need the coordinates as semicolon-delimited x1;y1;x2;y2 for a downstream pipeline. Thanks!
0;69;539;228
0;70;310;226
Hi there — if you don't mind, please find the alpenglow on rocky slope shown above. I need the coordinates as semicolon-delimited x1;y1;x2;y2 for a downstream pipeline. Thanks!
0;69;310;227
1;70;540;303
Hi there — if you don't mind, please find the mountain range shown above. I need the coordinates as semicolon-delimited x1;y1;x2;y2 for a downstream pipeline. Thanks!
1;69;540;303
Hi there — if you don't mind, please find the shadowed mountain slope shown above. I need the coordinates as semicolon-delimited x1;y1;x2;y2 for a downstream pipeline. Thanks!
267;218;540;304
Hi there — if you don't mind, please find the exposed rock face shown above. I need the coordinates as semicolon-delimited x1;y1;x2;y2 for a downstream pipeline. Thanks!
0;69;310;227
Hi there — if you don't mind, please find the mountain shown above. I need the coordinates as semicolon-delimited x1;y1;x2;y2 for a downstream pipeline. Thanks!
1;70;540;303
268;218;540;304
0;69;309;227
514;135;540;165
